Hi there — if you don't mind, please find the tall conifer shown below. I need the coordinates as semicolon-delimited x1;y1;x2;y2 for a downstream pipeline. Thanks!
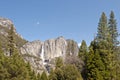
108;11;119;47
108;11;120;80
78;40;87;61
97;12;108;42
7;25;15;56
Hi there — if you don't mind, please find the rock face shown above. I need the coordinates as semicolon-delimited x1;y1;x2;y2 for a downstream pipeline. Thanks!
0;17;22;38
21;40;42;57
0;17;13;28
44;37;67;60
21;37;79;73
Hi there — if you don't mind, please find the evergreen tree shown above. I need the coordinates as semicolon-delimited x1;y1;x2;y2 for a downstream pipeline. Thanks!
78;40;88;79
5;25;37;79
49;64;83;80
0;41;9;80
55;57;63;68
108;11;119;47
49;57;83;80
65;55;84;73
95;12;111;80
97;12;108;42
7;25;15;56
86;44;105;80
6;49;30;80
94;12;120;80
78;40;88;61
62;64;83;80
108;11;120;80
26;62;34;79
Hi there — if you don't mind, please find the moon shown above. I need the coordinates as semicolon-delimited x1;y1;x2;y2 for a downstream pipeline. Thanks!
37;21;40;25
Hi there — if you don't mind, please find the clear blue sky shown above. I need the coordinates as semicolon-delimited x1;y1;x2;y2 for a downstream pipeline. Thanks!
0;0;120;45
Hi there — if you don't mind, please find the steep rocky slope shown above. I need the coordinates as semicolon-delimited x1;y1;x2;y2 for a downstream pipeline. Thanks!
0;17;27;49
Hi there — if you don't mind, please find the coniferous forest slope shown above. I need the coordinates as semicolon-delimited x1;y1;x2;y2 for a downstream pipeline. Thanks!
0;11;120;80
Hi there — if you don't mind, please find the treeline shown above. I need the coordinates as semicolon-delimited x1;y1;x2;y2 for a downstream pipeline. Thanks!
0;11;120;80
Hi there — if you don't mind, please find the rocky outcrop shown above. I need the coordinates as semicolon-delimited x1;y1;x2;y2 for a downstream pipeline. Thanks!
44;37;67;60
0;17;22;38
21;40;43;57
0;17;26;51
0;17;13;28
20;37;79;73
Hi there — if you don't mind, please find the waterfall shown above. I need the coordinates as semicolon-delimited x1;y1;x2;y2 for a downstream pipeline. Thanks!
41;45;45;65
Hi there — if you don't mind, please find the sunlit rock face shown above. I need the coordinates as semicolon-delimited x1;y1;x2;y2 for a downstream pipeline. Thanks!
21;40;44;73
21;40;43;57
0;17;23;38
21;36;79;73
44;37;67;60
0;17;13;28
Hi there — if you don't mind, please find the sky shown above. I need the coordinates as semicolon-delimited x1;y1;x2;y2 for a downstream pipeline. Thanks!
0;0;120;45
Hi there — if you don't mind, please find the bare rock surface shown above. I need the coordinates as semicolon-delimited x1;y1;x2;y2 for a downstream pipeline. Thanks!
21;37;79;73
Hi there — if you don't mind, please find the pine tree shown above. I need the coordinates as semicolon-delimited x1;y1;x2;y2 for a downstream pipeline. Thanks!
65;55;84;73
5;25;36;79
7;25;15;56
49;57;83;80
26;62;34;79
78;40;88;61
88;12;110;79
97;12;108;42
95;12;109;79
49;57;64;80
108;11;119;47
94;12;120;80
78;40;88;79
55;57;63;68
49;64;83;80
0;41;9;80
108;11;120;80
86;44;105;80
62;64;83;80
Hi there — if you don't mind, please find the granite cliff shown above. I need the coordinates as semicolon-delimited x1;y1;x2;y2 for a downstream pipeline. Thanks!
21;37;79;73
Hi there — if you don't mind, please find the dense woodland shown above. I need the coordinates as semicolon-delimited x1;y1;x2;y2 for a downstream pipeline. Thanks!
0;11;120;80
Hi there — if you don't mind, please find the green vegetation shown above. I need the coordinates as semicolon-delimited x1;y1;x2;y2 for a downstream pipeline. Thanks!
0;24;27;49
40;71;48;80
49;57;83;80
84;11;120;80
0;11;120;80
77;11;120;80
0;26;40;80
